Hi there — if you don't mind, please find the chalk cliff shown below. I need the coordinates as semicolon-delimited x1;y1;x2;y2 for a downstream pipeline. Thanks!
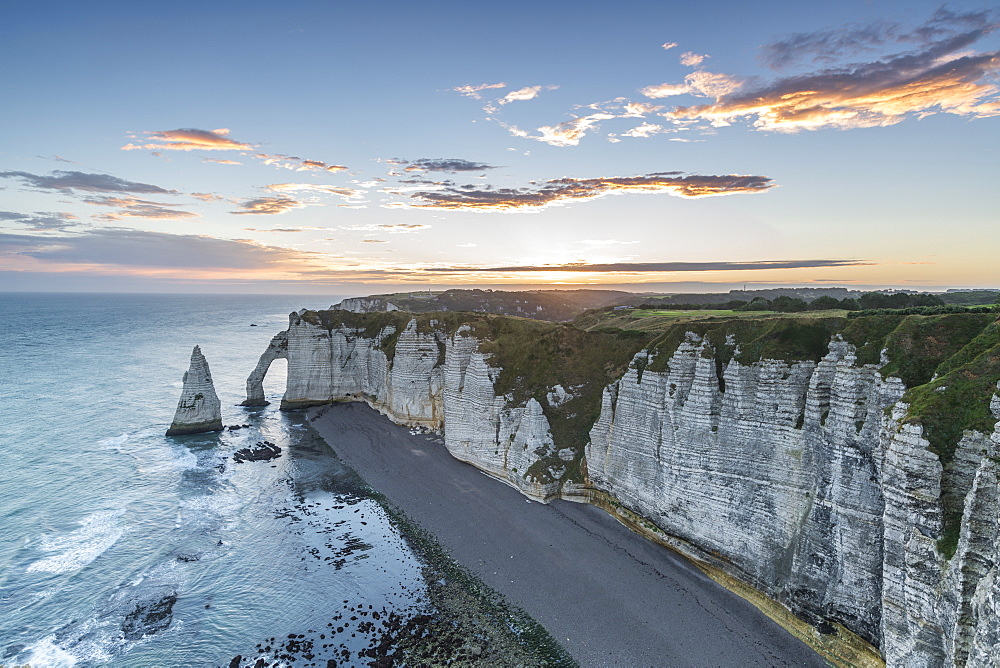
249;310;1000;666
166;345;223;436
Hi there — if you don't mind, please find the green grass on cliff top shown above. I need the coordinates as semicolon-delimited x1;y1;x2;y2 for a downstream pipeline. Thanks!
305;308;1000;552
300;309;654;485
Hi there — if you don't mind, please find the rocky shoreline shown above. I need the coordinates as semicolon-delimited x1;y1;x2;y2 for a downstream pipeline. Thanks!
308;401;826;667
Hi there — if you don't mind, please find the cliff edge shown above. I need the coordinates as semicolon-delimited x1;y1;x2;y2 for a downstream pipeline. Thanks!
246;309;1000;667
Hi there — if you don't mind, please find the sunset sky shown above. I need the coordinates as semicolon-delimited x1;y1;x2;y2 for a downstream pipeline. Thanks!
1;0;998;294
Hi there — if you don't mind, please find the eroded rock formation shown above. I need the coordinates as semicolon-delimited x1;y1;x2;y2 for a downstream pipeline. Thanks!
166;345;223;436
248;310;1000;666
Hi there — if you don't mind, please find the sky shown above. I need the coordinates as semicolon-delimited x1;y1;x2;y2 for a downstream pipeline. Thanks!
1;0;998;295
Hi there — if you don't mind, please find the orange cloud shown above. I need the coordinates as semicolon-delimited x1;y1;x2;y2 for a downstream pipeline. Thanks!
665;30;1000;131
190;192;224;202
230;196;305;215
403;172;774;211
122;128;253;151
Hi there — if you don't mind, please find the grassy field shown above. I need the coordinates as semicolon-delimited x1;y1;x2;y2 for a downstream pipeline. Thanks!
575;308;851;331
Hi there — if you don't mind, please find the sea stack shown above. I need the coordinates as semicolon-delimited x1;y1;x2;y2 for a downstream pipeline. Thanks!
166;345;223;436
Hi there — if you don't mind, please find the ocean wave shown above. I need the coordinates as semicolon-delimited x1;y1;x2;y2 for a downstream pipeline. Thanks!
98;433;131;449
26;509;126;574
22;635;80;668
167;446;199;470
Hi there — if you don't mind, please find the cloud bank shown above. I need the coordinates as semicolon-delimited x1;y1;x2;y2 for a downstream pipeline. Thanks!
1;170;173;194
404;172;774;211
422;259;868;273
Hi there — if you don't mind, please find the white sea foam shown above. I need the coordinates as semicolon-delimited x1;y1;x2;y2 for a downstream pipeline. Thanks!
23;635;79;667
167;446;199;470
98;433;131;449
27;509;126;574
22;618;117;667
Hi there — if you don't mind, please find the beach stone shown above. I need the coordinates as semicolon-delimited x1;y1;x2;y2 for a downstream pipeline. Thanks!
166;345;222;436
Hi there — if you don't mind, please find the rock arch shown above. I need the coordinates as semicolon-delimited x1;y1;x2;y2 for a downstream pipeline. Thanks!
242;331;288;406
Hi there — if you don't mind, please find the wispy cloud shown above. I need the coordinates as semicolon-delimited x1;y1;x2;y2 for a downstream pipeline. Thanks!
0;228;327;273
452;82;508;99
0;211;79;231
400;158;498;173
340;224;431;233
641;71;744;99
122;128;252;151
661;41;678;50
230;196;305;215
621;122;667;138
421;259;868;273
499;85;558;105
123;128;349;172
401;172;774;211
190;192;224;202
264;183;364;199
680;51;707;66
84;196;198;221
621;101;664;117
255;154;348;172
759;8;993;70
535;113;617;146
0;170;174;194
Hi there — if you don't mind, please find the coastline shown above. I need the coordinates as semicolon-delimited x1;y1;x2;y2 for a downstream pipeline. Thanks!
309;402;827;667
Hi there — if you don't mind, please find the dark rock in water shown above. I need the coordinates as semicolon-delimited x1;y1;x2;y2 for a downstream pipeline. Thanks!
229;656;242;668
233;440;282;463
121;590;177;640
250;323;258;326
4;644;25;659
176;553;200;563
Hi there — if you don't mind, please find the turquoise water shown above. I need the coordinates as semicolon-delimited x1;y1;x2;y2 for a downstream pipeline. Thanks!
0;293;430;666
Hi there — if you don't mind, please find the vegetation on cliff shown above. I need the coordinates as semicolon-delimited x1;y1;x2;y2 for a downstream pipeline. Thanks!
302;307;1000;554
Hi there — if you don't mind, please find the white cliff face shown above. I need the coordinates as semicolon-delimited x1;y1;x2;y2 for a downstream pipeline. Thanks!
332;297;399;312
267;313;560;500
588;336;901;646
588;337;1000;667
252;312;1000;666
167;345;223;436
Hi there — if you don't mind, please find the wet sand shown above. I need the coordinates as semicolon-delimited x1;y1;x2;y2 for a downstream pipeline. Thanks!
311;402;826;667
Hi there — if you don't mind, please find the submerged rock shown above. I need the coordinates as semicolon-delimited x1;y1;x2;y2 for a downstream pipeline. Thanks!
166;345;223;436
233;440;282;463
120;589;177;640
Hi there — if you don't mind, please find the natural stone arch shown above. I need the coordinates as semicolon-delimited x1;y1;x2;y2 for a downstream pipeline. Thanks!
242;331;288;406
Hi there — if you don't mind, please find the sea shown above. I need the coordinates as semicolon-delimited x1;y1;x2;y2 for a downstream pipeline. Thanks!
0;293;439;667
